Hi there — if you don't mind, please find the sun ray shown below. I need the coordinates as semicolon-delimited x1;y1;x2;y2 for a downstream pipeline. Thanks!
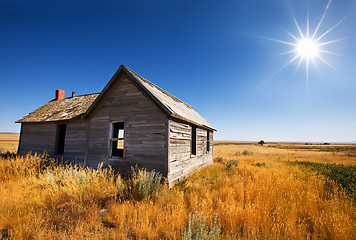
282;28;299;41
307;5;310;38
319;49;345;57
297;57;303;70
317;55;339;72
279;50;297;56
271;55;300;76
262;36;295;46
311;56;321;75
286;54;300;65
292;15;304;38
306;58;309;93
312;0;332;38
319;37;346;46
259;55;300;87
316;17;346;41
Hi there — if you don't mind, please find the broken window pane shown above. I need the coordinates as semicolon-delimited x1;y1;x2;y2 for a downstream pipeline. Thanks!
111;122;125;157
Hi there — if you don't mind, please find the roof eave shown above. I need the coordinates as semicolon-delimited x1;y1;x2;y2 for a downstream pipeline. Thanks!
169;114;216;131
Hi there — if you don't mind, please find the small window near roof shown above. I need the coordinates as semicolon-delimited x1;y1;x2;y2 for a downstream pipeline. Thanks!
111;122;125;157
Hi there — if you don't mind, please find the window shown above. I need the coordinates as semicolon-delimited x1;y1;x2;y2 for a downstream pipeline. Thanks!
55;124;66;155
207;130;210;152
191;126;196;155
111;122;125;157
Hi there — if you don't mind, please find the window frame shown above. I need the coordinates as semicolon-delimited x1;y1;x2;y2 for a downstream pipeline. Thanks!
109;121;126;158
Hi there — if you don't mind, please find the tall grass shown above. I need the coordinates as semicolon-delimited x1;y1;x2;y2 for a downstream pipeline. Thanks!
116;168;163;201
0;144;355;239
0;153;50;181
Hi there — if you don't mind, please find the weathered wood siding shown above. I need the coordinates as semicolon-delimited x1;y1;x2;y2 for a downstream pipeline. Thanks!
168;119;213;185
62;121;87;163
18;121;88;163
18;122;57;155
86;74;168;175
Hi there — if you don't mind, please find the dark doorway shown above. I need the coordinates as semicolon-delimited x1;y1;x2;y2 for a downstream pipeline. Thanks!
55;124;66;155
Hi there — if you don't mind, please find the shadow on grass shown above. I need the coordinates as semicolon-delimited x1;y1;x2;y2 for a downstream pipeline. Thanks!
0;152;17;159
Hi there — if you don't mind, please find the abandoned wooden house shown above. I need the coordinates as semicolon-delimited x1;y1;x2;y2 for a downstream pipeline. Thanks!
16;65;216;185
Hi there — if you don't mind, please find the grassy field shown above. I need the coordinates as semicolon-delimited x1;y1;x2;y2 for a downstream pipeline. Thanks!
0;137;355;239
0;133;19;153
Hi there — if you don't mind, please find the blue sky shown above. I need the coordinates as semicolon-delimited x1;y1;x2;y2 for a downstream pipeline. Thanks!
1;0;356;142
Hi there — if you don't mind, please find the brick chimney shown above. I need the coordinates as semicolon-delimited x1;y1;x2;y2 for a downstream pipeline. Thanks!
55;89;65;100
71;91;76;97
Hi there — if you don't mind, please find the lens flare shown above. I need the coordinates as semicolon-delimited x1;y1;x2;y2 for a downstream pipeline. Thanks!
264;0;344;91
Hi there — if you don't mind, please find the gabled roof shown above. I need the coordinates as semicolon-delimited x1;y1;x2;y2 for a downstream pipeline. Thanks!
16;65;215;130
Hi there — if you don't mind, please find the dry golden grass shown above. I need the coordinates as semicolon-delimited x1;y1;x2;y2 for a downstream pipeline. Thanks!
0;142;355;239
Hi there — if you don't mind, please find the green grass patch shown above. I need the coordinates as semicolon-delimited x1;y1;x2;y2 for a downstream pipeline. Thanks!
181;213;221;240
287;161;356;197
254;162;266;167
242;150;253;155
225;160;240;170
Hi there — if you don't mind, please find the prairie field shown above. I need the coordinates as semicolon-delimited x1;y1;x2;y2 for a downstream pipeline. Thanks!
0;137;355;239
0;133;19;153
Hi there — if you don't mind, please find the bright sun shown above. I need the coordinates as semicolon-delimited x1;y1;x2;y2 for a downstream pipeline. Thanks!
265;0;345;90
296;38;320;59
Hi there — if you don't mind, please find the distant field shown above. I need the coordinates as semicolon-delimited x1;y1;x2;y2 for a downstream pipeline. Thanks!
0;133;19;153
215;141;356;157
267;142;356;152
215;141;356;165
